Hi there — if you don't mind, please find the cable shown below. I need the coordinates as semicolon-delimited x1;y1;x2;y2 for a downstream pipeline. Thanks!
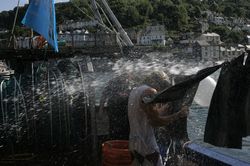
70;0;113;33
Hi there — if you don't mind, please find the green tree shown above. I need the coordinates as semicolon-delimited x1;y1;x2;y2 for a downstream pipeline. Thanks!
209;25;230;41
209;2;219;12
234;7;245;17
223;6;234;17
178;5;188;30
226;31;244;43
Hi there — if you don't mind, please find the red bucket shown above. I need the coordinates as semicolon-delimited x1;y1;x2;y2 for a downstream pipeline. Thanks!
102;140;132;166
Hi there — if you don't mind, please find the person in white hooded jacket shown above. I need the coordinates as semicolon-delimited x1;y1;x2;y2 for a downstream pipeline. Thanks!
128;72;189;166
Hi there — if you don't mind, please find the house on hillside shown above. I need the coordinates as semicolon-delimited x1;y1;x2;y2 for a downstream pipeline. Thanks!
178;39;196;57
137;25;166;46
247;35;250;44
60;20;98;31
242;24;250;32
192;33;221;60
193;40;220;60
220;46;244;60
231;17;246;27
210;16;227;26
199;33;221;44
193;33;244;60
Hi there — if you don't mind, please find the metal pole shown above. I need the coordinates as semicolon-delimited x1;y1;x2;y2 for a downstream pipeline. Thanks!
99;0;134;46
91;0;103;24
8;0;21;48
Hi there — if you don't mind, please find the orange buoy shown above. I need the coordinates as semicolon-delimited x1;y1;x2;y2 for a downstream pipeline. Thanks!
102;140;132;166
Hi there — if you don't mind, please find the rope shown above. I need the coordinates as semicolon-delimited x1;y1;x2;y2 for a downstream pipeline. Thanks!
70;0;112;32
70;0;124;48
96;2;125;47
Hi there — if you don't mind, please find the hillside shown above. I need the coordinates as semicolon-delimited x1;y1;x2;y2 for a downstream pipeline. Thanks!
1;0;250;43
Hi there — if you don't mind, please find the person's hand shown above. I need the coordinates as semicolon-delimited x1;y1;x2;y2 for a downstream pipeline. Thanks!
178;106;189;118
155;103;172;115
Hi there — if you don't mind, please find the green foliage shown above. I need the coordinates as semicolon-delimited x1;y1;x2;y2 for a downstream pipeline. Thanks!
223;6;234;17
1;0;250;44
234;7;246;17
209;25;230;41
208;24;245;44
209;2;219;12
226;30;245;43
14;26;30;37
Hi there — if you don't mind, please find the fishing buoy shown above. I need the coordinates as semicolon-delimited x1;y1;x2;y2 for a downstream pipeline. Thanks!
194;76;216;107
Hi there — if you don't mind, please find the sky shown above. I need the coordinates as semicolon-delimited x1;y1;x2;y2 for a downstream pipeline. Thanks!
0;0;70;12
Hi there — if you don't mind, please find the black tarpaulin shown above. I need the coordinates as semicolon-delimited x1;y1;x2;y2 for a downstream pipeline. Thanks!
143;64;223;104
204;53;250;149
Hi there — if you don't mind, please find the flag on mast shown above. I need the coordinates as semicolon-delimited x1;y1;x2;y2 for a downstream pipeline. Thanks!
22;0;59;52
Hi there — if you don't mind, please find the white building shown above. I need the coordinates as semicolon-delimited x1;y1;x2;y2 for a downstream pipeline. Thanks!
220;46;244;60
242;24;250;32
231;17;246;27
211;16;226;25
60;20;98;31
199;33;221;44
138;25;166;46
247;35;250;44
193;33;243;60
193;40;220;60
15;37;31;49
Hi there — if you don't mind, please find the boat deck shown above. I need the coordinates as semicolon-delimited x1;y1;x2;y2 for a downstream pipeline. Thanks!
186;139;250;166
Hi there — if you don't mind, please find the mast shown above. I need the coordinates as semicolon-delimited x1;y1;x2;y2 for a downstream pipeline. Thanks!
91;0;103;24
29;0;34;38
8;0;21;48
98;0;134;46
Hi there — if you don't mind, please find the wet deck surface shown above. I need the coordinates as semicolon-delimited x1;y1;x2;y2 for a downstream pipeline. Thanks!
189;139;250;165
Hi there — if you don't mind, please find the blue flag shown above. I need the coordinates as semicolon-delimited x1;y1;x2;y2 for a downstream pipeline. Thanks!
22;0;59;52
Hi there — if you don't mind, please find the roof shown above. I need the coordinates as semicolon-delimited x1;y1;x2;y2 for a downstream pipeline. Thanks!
245;45;250;50
196;40;210;46
202;33;220;37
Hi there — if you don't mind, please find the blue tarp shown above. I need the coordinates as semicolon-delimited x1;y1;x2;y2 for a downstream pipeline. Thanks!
22;0;58;52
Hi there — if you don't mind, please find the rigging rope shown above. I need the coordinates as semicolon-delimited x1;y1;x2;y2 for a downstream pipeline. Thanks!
96;2;125;47
70;0;113;33
70;0;124;48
